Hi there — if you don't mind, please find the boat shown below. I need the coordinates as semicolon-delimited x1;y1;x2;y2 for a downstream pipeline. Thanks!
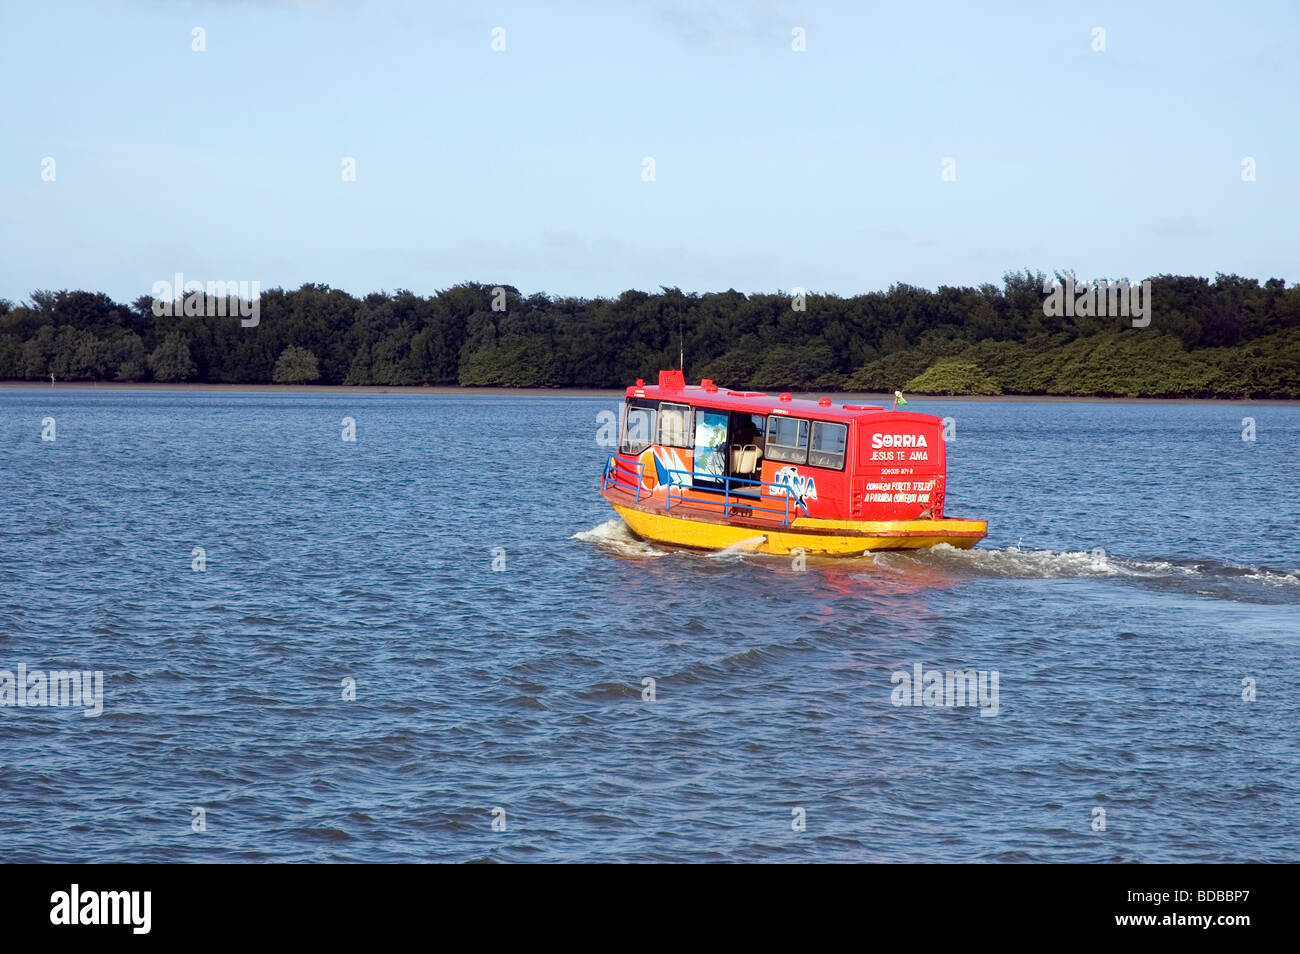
599;370;987;555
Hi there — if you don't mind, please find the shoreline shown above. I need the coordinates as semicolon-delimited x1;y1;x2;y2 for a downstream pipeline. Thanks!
1;380;1297;405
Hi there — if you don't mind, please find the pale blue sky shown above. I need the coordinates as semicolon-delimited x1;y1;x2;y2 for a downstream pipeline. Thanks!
2;0;1296;303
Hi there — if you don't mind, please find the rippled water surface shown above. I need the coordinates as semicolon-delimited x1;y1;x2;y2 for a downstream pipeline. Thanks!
1;390;1297;862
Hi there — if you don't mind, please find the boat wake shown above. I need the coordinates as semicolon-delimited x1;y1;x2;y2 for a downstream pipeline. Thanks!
870;544;1300;603
710;535;768;558
571;519;671;558
876;543;1298;585
575;520;1299;603
872;543;1118;579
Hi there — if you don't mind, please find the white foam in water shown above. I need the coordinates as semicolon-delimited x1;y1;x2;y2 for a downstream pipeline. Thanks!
1213;564;1300;587
571;519;669;557
1242;570;1300;586
901;544;1300;589
910;543;1225;580
710;535;768;558
916;543;1125;578
574;526;1300;592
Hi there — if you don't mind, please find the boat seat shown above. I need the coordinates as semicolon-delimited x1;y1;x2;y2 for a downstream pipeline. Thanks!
730;444;762;474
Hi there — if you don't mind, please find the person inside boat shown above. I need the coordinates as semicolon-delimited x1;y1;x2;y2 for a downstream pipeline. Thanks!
735;415;764;450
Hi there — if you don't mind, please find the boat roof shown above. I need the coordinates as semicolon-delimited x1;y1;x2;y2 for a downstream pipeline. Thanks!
625;370;932;424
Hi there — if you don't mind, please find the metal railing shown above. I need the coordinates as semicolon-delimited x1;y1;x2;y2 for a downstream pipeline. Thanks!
601;455;809;526
663;468;807;525
601;455;646;501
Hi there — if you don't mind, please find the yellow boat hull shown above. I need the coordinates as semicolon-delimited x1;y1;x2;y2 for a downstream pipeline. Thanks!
609;501;986;556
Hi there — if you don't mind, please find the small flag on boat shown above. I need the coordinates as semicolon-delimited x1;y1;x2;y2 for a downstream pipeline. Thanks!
892;390;907;410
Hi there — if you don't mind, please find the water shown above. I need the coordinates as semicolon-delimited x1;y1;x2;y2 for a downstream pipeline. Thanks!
1;390;1296;862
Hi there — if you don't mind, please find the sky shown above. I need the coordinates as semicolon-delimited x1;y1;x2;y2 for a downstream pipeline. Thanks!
2;0;1297;304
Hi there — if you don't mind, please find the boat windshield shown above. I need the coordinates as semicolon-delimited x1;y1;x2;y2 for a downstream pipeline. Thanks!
621;401;656;454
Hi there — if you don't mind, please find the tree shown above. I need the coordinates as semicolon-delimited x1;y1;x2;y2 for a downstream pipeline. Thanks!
113;334;147;381
22;325;56;379
0;277;1296;396
272;345;321;384
70;331;111;380
0;335;22;379
149;332;196;382
906;358;1002;395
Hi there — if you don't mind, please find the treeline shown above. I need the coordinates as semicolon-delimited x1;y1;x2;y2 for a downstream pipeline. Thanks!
1;272;1298;397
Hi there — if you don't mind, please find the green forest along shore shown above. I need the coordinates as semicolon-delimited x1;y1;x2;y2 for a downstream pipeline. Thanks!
2;271;1298;398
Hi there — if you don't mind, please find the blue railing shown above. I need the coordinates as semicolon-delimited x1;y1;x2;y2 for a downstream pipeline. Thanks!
662;467;809;525
601;455;810;526
601;454;645;501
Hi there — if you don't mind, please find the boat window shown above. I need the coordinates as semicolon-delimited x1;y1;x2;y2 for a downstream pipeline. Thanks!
657;402;693;448
621;400;657;454
809;421;847;470
765;415;809;464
